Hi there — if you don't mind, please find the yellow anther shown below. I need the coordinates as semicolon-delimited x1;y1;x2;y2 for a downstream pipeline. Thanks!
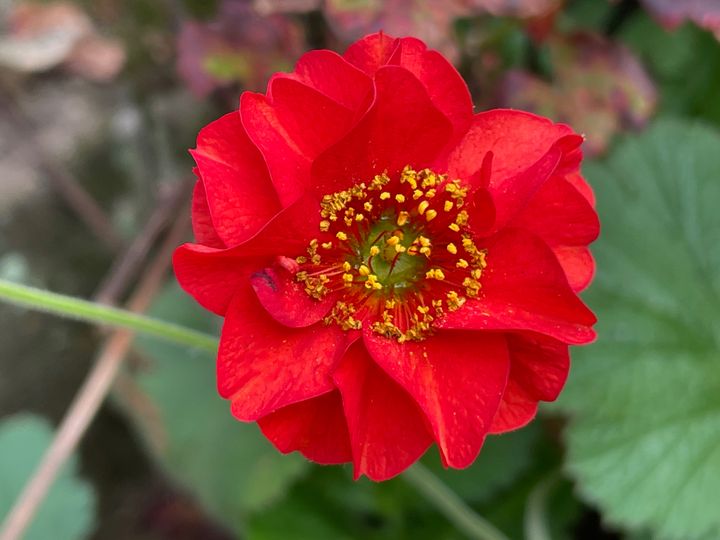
425;189;436;199
296;256;308;264
413;189;424;200
419;246;432;256
369;245;380;256
448;223;460;232
425;268;445;280
417;305;430;314
471;268;482;280
364;201;373;212
418;236;431;247
321;242;333;249
395;244;406;253
397;211;409;226
444;200;454;212
355;213;364;222
380;191;391;200
418;200;430;215
385;299;396;309
456;210;469;226
447;243;458;255
395;194;406;203
342;261;352;271
425;209;438;222
365;274;383;290
336;231;348;241
358;265;370;276
456;258;469;268
320;220;330;232
342;273;354;284
386;235;401;246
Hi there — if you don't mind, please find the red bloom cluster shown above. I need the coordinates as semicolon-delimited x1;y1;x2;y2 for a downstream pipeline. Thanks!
174;33;598;481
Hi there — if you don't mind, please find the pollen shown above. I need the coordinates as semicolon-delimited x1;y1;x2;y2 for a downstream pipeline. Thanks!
425;209;438;222
336;231;348;241
395;194;406;203
447;243;458;255
418;200;430;215
380;191;391;200
444;200;454;212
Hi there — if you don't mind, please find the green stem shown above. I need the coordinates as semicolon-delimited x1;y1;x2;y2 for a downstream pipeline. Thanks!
524;473;560;540
0;279;218;352
404;463;510;540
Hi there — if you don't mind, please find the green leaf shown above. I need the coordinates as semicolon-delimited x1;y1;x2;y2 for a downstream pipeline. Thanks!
132;283;308;532
557;119;720;539
0;414;96;540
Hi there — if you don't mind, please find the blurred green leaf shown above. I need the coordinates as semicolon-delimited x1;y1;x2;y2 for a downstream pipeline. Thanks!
133;283;308;532
0;415;96;540
557;119;720;539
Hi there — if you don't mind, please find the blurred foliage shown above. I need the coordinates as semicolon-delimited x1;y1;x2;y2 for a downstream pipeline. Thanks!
0;415;96;540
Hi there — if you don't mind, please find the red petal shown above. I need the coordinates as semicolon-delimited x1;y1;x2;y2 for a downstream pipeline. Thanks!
363;330;510;469
173;195;322;315
240;79;355;206
566;171;596;208
333;343;433;481
490;333;569;434
285;49;372;111
311;65;453;196
250;262;336;328
511;175;599;248
258;390;352;465
192;112;280;246
343;32;399;75
439;229;596;344
173;243;252;315
389;37;473;139
444;110;576;183
219;287;350;421
554;245;596;292
191;180;224;248
489;378;538;434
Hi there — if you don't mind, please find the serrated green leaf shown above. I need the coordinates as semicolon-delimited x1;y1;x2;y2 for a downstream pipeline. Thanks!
557;119;720;540
132;283;308;532
0;415;96;540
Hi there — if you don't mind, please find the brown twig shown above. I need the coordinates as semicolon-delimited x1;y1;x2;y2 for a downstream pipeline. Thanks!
0;204;191;540
0;90;125;252
93;179;193;305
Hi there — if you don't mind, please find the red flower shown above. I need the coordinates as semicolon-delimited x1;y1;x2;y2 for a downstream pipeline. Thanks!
174;32;598;481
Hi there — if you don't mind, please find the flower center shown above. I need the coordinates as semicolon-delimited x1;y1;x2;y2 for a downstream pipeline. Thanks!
295;166;487;342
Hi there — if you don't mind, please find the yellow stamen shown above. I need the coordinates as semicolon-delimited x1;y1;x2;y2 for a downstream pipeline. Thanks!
358;265;370;276
369;246;380;256
444;201;454;212
336;231;348;241
395;194;406;203
425;209;438;221
447;243;458;255
418;200;430;215
380;191;391;200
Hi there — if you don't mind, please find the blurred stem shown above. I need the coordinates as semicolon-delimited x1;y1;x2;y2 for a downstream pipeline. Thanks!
524;472;560;540
404;463;510;540
0;279;218;352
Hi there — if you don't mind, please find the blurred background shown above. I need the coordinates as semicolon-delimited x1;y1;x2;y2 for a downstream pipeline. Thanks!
1;0;719;539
